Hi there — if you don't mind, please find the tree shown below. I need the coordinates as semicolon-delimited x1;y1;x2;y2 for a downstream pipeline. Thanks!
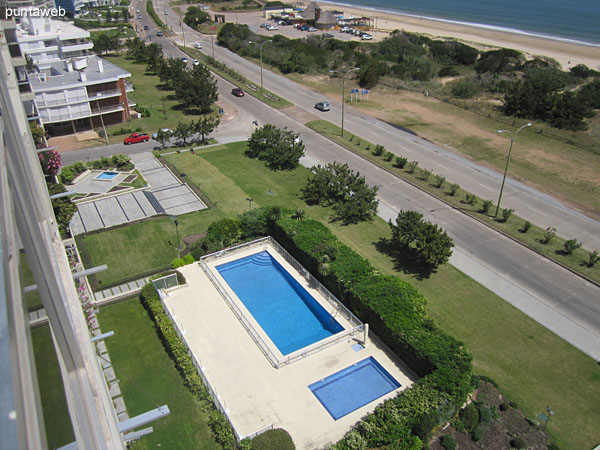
174;64;218;113
563;239;582;255
92;32;121;56
183;6;210;29
246;124;305;170
174;121;193;145
156;129;172;149
301;162;379;224
389;210;454;269
47;182;77;238
195;116;220;143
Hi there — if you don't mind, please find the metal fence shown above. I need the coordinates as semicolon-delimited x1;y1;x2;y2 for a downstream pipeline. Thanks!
199;237;364;369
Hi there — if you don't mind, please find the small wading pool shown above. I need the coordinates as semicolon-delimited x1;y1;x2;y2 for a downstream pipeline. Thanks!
309;356;401;420
95;171;119;181
216;251;344;355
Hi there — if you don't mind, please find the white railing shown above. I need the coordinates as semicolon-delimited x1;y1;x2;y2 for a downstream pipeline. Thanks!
200;237;364;369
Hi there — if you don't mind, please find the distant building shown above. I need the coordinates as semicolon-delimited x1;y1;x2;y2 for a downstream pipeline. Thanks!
315;10;336;29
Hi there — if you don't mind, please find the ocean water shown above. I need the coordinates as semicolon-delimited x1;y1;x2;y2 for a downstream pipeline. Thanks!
327;0;600;46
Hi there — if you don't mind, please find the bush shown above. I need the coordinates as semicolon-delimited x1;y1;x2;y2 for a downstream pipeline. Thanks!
501;208;514;223
407;161;419;173
464;193;477;206
208;410;236;449
587;250;600;267
478;402;492;424
440;434;456;450
471;422;487;441
510;436;528;448
449;183;460;196
60;167;76;184
520;221;532;233
373;144;385;156
190;242;206;261
541;227;557;244
171;258;185;268
481;199;493;214
420;169;432;181
499;402;509;411
395;156;408;168
433;175;445;188
112;153;132;169
461;403;479;432
563;239;581;255
251;428;295;450
384;151;394;161
182;254;195;264
112;127;133;136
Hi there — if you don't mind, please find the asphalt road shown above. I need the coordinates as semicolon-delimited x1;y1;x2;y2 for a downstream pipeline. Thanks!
66;6;600;361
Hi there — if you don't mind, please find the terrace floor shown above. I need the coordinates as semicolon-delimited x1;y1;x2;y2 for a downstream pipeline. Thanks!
163;242;417;449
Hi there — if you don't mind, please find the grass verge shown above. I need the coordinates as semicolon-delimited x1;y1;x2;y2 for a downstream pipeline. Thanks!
76;142;600;449
179;46;293;109
305;119;600;285
99;297;221;449
32;326;74;448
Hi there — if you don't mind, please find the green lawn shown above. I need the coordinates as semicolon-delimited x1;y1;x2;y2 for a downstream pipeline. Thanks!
76;142;600;450
99;297;221;449
306;119;600;284
31;326;74;448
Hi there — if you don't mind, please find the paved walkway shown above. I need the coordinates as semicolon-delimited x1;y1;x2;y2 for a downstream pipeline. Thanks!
70;153;207;235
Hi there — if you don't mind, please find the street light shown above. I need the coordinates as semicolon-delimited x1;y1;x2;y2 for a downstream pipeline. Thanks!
246;197;253;211
172;217;181;252
248;40;272;95
494;122;531;217
329;68;360;137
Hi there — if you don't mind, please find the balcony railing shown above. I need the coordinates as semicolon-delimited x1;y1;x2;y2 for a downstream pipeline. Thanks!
40;96;89;107
88;89;121;100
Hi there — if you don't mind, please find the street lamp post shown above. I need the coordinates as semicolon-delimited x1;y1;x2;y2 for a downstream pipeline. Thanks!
494;122;531;217
248;40;272;95
172;217;181;252
329;68;360;137
246;197;253;211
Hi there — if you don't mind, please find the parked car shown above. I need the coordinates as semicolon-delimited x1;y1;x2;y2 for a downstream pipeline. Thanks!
124;133;149;144
307;27;317;32
194;42;202;49
152;128;172;139
136;8;140;13
353;29;362;36
260;23;270;28
299;24;309;31
361;33;373;40
157;31;163;36
340;26;351;33
231;87;244;97
267;25;279;30
181;57;188;63
138;14;142;19
322;32;334;38
193;59;199;66
144;25;149;30
314;101;330;111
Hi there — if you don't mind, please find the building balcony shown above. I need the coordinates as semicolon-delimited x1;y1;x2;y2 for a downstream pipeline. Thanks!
60;42;94;53
37;96;89;108
125;81;134;93
89;103;125;115
88;89;122;100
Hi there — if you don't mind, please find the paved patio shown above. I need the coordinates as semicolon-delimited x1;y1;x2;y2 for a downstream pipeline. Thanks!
162;242;417;449
70;153;207;234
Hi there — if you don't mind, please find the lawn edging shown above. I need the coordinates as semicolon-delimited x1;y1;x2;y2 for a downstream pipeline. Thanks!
306;120;600;288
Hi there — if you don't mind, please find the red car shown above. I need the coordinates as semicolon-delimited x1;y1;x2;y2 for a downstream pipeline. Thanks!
124;133;149;144
231;88;245;97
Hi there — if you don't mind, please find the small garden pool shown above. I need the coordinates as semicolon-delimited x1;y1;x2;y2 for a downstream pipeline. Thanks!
95;171;119;181
309;356;401;420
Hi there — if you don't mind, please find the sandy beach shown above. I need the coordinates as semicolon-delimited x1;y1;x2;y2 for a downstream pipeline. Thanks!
317;1;600;70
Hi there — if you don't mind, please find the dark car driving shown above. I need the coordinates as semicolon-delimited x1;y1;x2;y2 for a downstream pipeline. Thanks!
231;88;245;97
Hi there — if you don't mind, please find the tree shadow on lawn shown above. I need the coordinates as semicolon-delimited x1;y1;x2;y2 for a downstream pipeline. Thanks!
374;237;438;280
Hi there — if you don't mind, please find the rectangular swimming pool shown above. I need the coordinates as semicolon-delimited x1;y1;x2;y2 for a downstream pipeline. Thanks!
216;250;344;355
309;356;401;420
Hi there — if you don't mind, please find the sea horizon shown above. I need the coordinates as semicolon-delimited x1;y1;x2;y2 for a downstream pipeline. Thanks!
320;0;600;48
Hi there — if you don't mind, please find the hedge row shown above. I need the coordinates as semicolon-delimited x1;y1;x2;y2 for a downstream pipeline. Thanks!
270;217;473;447
139;283;237;449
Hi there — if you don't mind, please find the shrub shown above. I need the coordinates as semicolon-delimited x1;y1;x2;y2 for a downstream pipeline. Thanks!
39;149;62;176
111;127;133;136
208;411;236;449
72;161;87;173
511;436;528;448
501;208;514;223
251;428;295;450
563;239;581;255
60;167;76;184
407;161;419;173
182;254;195;264
449;183;460;196
190;242;206;260
384;151;394;161
520;221;532;233
171;258;185;268
541;227;557;244
373;144;385;156
499;402;509;411
471;422;487;441
420;169;432;181
464;193;477;206
587;250;600;267
461;403;479;432
112;153;132;169
441;434;456;450
478;402;492;424
395;156;408;168
481;199;493;214
433;175;445;188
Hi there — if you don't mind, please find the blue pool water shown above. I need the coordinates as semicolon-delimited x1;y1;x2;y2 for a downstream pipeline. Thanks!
96;171;118;180
216;251;344;355
309;357;401;420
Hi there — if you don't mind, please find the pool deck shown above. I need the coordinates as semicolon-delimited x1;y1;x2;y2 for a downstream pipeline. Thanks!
164;243;417;449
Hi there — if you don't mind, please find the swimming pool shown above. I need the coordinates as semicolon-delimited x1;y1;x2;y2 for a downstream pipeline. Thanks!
216;251;344;355
95;171;119;181
309;356;401;420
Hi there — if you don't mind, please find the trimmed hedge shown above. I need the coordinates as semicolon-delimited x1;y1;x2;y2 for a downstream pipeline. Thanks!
269;217;473;447
139;284;236;448
251;428;295;450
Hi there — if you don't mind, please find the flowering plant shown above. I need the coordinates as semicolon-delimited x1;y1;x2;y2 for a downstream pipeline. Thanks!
38;150;61;176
